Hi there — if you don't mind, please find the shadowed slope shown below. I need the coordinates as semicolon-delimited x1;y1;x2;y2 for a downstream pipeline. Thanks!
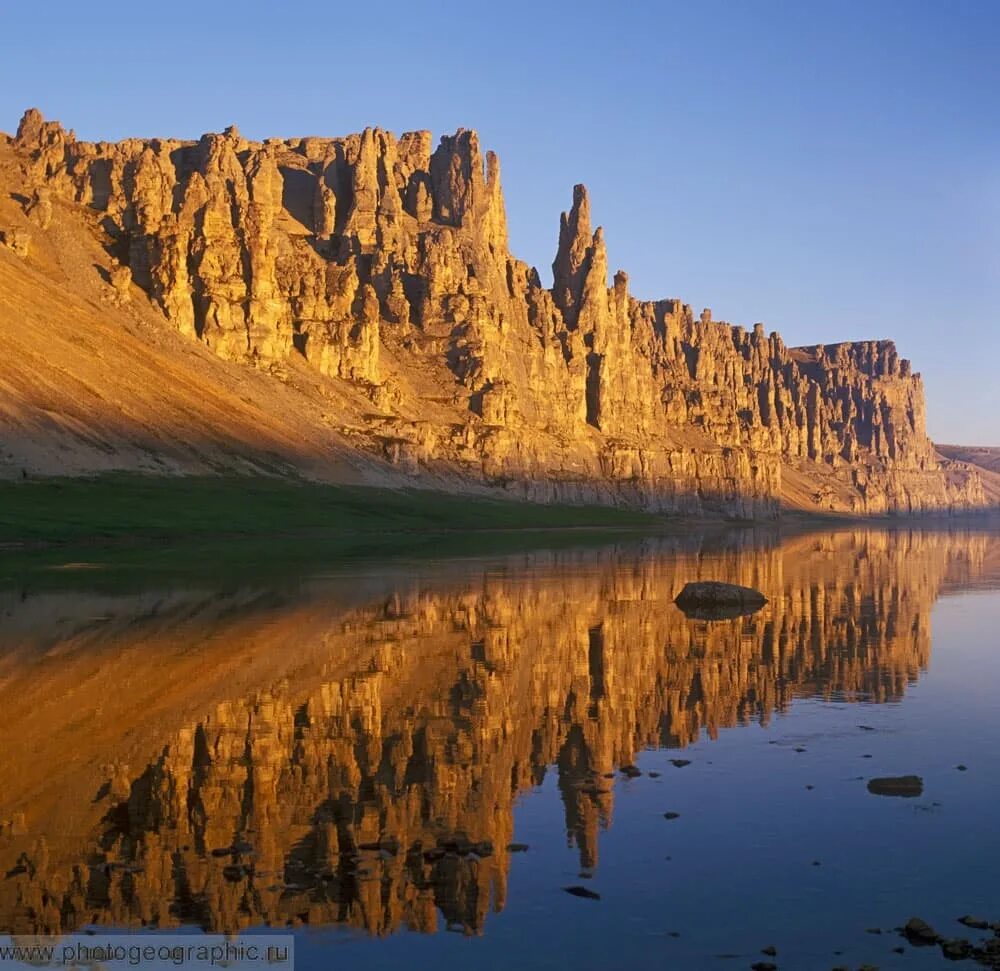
0;168;390;483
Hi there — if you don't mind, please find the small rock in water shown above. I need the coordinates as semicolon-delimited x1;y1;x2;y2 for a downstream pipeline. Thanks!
663;811;680;820
867;775;923;798
957;915;990;929
562;885;601;900
761;944;777;955
805;784;815;790
811;860;822;867
506;843;530;853
859;724;876;731
620;764;642;778
794;747;806;753
940;938;973;959
750;963;777;971
648;771;661;778
956;764;968;771
903;916;941;944
670;758;692;768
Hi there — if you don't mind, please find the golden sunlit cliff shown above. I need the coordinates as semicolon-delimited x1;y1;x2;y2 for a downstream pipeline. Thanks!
0;109;994;516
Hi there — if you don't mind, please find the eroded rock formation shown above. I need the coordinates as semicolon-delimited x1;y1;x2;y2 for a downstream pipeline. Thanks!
4;108;988;514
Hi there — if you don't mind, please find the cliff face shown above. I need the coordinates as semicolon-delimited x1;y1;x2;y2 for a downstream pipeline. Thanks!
2;108;987;515
0;529;993;935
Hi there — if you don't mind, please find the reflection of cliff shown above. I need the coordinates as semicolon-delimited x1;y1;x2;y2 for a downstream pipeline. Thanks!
0;530;994;936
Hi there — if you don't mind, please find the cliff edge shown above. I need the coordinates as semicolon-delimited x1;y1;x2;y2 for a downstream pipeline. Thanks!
0;109;990;517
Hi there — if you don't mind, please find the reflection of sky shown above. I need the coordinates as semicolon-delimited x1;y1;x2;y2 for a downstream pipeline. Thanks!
311;589;1000;971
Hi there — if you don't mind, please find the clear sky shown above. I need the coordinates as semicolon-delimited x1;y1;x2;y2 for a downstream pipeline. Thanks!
2;0;997;443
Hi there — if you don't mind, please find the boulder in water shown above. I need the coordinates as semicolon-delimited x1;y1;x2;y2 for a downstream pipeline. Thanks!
674;581;768;619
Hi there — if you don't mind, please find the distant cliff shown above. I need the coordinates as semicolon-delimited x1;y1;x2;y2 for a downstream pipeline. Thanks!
0;108;991;516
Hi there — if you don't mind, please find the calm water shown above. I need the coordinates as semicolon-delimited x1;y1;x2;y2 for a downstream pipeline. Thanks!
1;528;999;969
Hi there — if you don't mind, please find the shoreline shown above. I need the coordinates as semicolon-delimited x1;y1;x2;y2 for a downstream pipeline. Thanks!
2;473;999;550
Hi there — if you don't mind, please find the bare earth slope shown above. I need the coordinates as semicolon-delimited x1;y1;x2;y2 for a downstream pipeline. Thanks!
936;445;1000;504
0;155;401;484
0;109;991;517
937;445;1000;475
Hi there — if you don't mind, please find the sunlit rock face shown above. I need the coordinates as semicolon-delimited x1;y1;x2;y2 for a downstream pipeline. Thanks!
0;529;992;936
8;109;985;515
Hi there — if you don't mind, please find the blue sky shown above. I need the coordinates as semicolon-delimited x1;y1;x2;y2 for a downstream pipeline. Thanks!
2;0;997;442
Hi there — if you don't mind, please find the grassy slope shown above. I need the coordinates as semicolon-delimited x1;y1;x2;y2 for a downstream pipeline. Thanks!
0;474;662;545
0;475;677;589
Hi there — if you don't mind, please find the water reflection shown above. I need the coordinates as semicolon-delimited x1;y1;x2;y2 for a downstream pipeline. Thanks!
0;528;998;938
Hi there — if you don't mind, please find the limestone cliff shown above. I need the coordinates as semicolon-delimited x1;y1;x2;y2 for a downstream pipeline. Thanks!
1;108;989;515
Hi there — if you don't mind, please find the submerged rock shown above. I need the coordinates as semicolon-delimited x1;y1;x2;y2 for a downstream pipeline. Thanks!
867;775;924;798
903;916;941;944
940;938;973;959
674;581;768;620
957;915;990;930
562;885;601;900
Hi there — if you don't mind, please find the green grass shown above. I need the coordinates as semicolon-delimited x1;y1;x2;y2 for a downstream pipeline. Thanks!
0;475;674;589
0;474;661;545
